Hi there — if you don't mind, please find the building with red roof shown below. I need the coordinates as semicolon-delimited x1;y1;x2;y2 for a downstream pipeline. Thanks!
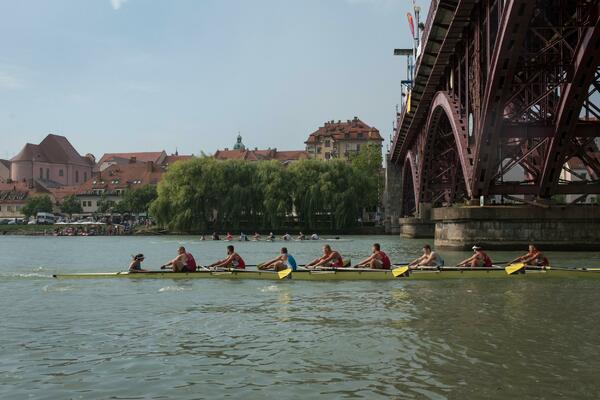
95;151;168;172
0;159;10;182
214;135;307;164
305;117;383;161
75;162;165;214
10;134;94;186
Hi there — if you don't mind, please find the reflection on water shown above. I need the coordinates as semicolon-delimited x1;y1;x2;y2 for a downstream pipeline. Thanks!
1;236;600;399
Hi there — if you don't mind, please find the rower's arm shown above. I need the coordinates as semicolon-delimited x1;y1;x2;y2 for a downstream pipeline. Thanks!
358;254;374;265
408;255;423;266
306;256;323;266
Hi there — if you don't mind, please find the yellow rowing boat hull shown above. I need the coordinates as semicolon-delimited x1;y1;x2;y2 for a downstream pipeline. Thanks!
53;267;600;281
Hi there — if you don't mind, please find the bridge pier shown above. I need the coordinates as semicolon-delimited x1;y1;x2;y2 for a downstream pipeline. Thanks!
432;206;600;251
399;202;434;238
383;156;402;234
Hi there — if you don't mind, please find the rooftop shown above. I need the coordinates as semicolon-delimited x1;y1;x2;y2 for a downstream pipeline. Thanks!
305;117;382;144
10;134;93;167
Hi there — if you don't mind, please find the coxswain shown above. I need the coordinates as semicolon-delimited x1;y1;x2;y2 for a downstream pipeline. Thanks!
128;253;147;273
510;244;550;267
457;244;493;268
259;247;298;272
161;246;197;272
208;245;246;270
306;244;344;269
356;243;391;269
408;244;444;268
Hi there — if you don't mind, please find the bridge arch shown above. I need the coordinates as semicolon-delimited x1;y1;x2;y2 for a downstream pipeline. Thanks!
417;91;472;206
401;151;418;217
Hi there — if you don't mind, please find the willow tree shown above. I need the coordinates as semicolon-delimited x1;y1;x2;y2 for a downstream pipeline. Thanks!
256;160;293;229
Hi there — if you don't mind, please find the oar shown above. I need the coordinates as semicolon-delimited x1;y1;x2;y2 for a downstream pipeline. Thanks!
505;262;526;275
277;268;292;279
392;266;410;278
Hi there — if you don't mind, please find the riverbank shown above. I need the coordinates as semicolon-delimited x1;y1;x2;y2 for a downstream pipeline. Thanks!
0;224;387;236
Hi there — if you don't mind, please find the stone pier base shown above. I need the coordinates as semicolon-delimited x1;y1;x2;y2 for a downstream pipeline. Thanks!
432;206;600;250
399;217;435;238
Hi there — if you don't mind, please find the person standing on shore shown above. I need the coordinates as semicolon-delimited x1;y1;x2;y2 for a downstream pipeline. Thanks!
306;245;344;269
259;247;298;271
208;245;246;270
356;243;391;269
408;245;444;268
510;244;550;267
456;244;493;268
161;246;197;272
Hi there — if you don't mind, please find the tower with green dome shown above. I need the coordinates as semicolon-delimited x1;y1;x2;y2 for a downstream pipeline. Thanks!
233;134;245;151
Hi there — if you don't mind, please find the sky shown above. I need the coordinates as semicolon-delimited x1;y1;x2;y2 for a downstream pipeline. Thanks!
0;0;428;160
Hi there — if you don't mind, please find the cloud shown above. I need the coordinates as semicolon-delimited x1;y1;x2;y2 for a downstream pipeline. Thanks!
0;69;23;89
110;0;128;10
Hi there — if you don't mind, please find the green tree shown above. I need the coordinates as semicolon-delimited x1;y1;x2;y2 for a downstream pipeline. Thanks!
60;195;83;218
22;195;53;218
122;185;158;215
351;143;383;210
97;195;116;214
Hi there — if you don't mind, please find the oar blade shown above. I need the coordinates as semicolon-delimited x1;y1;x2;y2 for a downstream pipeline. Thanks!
392;266;410;278
278;268;292;279
505;262;526;275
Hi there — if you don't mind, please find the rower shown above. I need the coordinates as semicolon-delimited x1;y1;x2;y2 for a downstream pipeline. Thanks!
310;233;319;240
212;232;220;240
510;244;549;267
282;233;291;241
226;232;233;241
259;247;298;272
129;253;147;273
267;232;275;241
253;232;261;241
297;232;305;241
457;244;492;268
356;243;391;269
408;244;444;268
240;232;248;241
208;245;246;270
161;246;197;272
306;244;344;269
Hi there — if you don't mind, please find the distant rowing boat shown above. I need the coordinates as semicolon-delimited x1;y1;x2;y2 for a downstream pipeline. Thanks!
53;266;600;281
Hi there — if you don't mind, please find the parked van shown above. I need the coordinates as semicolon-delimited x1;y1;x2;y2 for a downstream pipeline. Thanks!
36;212;56;225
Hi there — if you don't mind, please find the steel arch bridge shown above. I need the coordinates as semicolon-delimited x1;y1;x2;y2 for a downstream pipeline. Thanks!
390;0;600;217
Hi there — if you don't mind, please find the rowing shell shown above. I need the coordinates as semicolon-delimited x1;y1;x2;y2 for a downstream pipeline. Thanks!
52;267;600;281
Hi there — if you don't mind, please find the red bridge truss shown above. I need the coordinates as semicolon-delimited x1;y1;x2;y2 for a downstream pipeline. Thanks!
390;0;600;216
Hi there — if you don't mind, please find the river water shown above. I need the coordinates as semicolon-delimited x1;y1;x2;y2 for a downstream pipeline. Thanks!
1;235;600;399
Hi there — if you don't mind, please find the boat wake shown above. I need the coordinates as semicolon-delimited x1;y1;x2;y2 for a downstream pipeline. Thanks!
158;285;192;293
259;285;280;293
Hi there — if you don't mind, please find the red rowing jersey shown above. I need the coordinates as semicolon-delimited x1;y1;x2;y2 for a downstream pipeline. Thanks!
232;253;245;269
479;251;492;268
379;251;391;269
185;253;197;272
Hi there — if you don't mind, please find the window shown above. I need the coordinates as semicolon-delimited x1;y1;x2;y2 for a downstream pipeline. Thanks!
46;169;49;180
84;172;88;182
358;133;363;139
325;152;331;160
356;144;361;152
325;140;331;147
59;169;64;177
39;168;43;179
344;133;350;139
75;171;79;183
